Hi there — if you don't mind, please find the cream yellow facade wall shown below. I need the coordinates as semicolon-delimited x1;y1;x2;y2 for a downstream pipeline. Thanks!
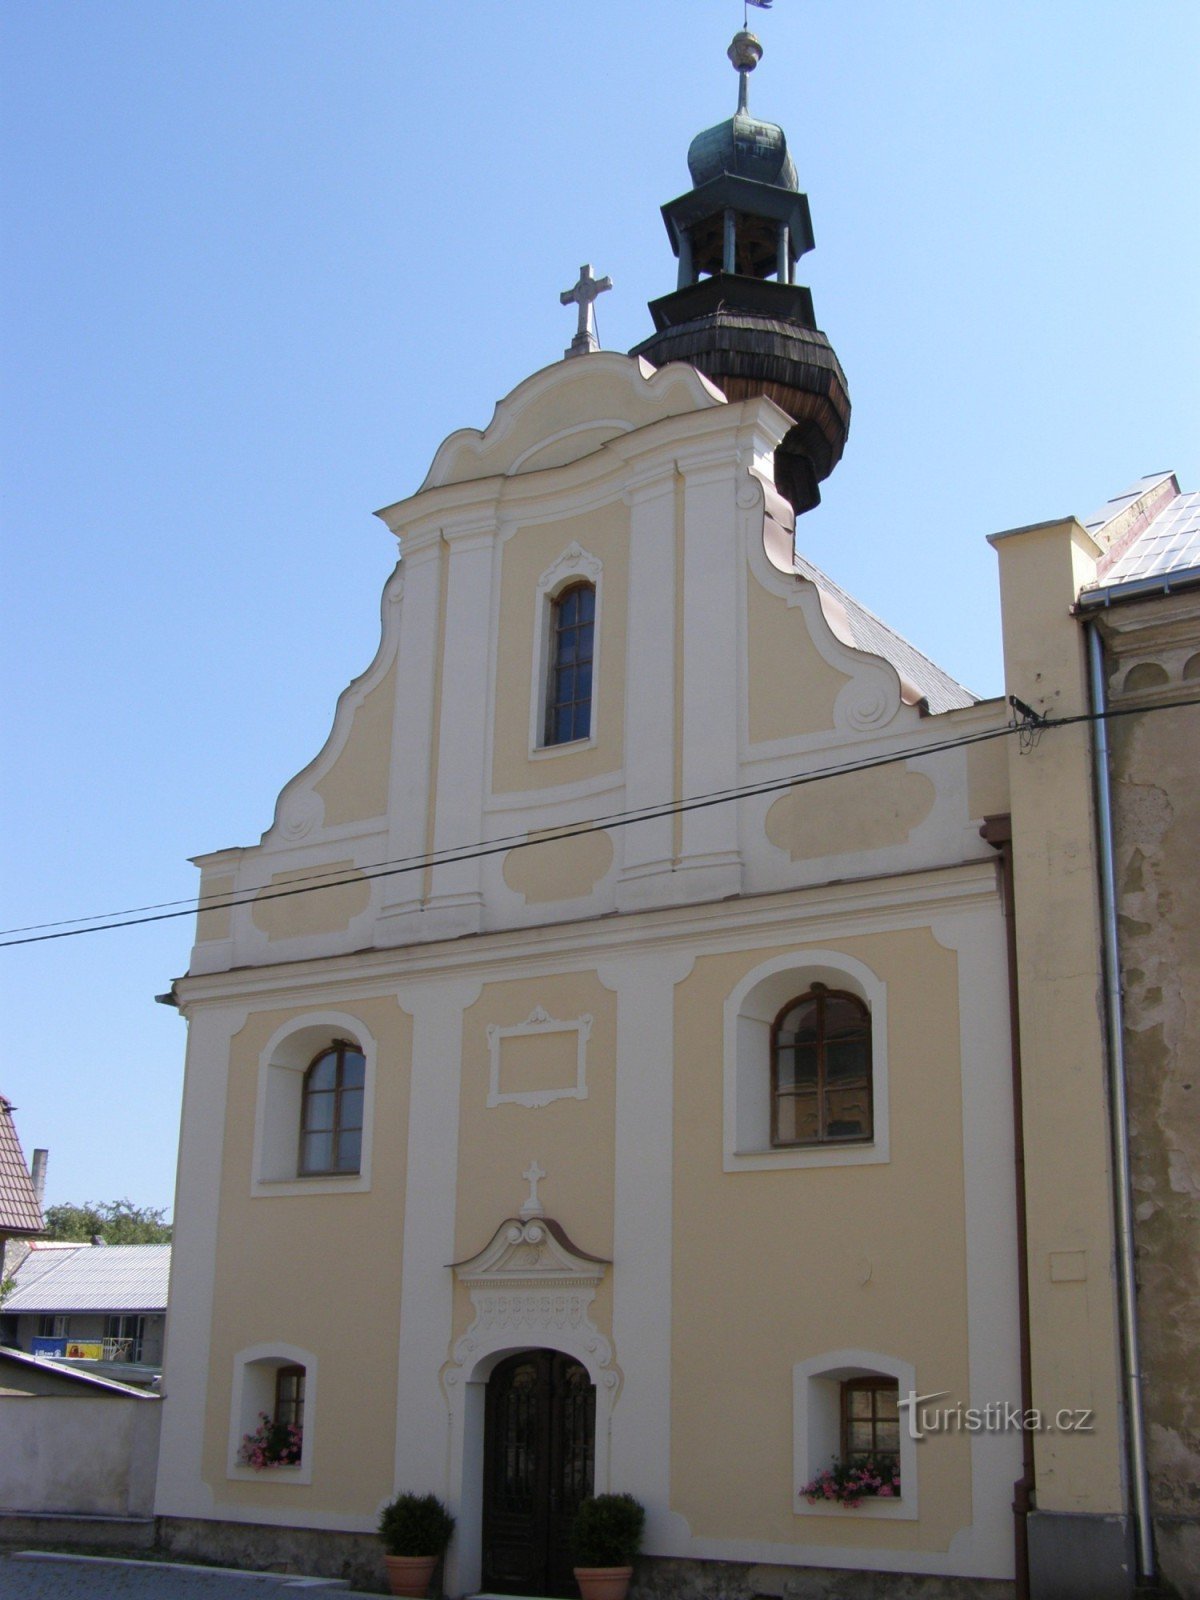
991;516;1126;1514
202;995;411;1515
250;863;371;942
673;929;972;1551
454;972;617;1265
490;503;629;795
313;661;395;827
746;565;849;742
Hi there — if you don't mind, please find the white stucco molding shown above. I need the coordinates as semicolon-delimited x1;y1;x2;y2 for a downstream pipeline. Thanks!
251;1009;377;1197
227;1341;317;1487
793;1348;918;1522
528;542;604;758
443;1215;618;1597
723;948;890;1172
264;562;406;846
486;1006;592;1109
415;353;726;491
744;471;915;733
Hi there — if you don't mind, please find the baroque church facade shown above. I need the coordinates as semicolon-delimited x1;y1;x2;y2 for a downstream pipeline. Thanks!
156;31;1194;1600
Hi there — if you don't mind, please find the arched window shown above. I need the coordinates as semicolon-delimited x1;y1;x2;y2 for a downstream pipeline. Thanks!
771;983;872;1146
544;582;595;746
299;1040;365;1175
229;1345;316;1481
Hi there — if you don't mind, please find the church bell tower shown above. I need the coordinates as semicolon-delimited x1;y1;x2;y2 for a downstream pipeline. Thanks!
631;30;850;516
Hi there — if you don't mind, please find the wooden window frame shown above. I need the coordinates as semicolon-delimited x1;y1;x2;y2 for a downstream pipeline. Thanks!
770;983;872;1148
544;581;595;747
298;1039;365;1176
840;1376;900;1465
274;1363;306;1432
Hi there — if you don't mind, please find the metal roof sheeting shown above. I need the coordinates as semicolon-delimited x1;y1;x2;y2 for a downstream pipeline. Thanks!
3;1242;170;1314
792;551;977;714
1096;489;1200;587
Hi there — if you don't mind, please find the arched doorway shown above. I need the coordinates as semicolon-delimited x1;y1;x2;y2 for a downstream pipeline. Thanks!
481;1349;596;1598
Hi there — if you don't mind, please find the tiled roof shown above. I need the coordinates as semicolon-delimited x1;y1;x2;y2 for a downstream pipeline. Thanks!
0;1096;44;1237
1082;474;1200;595
3;1242;170;1314
792;552;978;714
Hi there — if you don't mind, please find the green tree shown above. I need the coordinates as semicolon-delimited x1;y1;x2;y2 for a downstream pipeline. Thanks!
43;1199;172;1245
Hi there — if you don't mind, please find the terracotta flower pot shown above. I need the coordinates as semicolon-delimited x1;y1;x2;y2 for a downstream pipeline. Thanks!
574;1564;634;1600
383;1553;439;1598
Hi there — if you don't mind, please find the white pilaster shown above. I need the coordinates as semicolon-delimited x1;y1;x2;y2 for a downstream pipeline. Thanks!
424;520;496;939
600;949;695;1554
677;455;743;899
392;978;480;1496
377;535;443;943
616;467;679;910
154;1004;247;1519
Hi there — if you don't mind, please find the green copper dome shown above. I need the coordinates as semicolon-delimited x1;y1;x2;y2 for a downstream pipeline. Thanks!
686;30;798;192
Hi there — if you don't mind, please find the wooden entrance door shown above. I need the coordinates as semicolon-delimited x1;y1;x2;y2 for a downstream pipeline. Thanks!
482;1349;596;1598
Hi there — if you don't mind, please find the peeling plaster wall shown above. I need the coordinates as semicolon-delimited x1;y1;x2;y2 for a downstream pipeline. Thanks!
1101;597;1200;1597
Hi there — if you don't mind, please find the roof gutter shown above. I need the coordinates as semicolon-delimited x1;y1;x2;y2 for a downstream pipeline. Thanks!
1084;619;1155;1582
1076;562;1200;613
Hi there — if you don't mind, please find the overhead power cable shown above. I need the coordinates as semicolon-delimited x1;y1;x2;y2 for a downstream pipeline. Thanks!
2;693;1195;951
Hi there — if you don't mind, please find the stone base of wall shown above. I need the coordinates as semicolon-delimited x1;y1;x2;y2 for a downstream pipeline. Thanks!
155;1525;1017;1600
0;1510;156;1551
632;1556;1013;1600
1154;1514;1200;1600
156;1517;390;1592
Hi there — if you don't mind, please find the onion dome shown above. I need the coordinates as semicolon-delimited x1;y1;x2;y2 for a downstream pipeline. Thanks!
686;31;798;192
631;31;850;516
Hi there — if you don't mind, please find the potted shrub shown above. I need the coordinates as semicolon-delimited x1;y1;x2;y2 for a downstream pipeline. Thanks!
377;1492;455;1598
571;1492;645;1600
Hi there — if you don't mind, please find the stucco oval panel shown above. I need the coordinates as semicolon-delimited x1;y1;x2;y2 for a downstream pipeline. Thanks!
765;766;936;861
502;829;614;904
251;861;371;941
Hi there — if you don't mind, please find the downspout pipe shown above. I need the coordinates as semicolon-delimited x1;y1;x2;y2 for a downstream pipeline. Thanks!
981;814;1033;1600
1085;620;1155;1582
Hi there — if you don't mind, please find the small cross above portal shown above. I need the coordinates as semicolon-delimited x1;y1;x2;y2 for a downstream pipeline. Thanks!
560;264;613;359
520;1160;547;1218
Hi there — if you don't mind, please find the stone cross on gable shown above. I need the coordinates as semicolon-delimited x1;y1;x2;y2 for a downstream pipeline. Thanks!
560;264;613;359
520;1160;547;1218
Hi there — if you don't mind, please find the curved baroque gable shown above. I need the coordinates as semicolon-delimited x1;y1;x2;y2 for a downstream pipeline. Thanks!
420;353;726;490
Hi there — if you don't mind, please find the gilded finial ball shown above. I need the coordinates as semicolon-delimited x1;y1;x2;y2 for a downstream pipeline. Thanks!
728;30;763;72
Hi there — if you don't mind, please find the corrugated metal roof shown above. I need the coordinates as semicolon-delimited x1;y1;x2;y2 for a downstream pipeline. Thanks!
0;1096;44;1236
1096;488;1200;587
3;1242;170;1314
792;552;977;714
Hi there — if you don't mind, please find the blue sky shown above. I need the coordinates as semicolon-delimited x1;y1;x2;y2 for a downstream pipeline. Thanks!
2;1;1197;1216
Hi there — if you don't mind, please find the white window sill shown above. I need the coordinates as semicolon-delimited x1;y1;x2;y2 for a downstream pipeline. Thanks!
529;734;597;760
725;1143;888;1173
251;1171;368;1199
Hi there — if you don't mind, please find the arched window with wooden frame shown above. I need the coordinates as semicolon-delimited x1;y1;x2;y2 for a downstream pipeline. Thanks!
544;581;595;746
299;1040;365;1175
771;983;872;1146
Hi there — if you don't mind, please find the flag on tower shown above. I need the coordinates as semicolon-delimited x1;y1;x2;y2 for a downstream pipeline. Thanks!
746;0;773;9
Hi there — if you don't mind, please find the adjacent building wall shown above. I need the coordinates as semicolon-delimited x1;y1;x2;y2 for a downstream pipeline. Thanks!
1095;593;1200;1596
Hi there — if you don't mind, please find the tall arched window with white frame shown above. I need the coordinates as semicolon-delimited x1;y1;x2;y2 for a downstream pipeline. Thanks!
544;581;595;746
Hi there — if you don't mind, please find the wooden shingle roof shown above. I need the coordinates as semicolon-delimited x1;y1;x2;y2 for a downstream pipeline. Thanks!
0;1096;43;1238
